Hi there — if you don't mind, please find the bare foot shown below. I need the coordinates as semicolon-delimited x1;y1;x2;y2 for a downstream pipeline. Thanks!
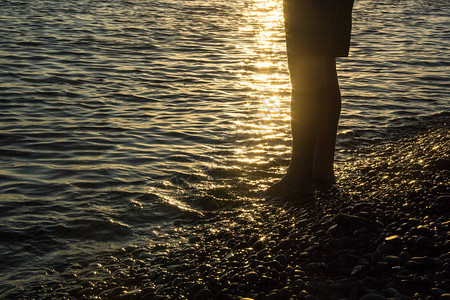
262;172;313;198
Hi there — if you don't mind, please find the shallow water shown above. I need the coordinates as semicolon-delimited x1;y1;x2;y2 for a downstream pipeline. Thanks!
0;0;449;296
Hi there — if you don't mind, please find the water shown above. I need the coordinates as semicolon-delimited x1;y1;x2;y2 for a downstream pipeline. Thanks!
0;0;448;296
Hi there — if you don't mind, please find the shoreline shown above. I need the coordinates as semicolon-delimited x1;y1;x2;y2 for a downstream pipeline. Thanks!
20;123;450;299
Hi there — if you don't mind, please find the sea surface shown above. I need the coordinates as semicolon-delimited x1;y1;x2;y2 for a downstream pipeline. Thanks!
0;0;449;296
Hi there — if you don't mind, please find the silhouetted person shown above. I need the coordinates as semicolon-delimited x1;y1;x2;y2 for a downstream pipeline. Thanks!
266;0;355;197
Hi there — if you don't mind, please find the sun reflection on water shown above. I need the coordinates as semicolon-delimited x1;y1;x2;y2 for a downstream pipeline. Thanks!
231;0;291;186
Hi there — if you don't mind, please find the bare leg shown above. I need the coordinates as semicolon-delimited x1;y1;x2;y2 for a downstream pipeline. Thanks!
312;58;341;182
265;55;341;196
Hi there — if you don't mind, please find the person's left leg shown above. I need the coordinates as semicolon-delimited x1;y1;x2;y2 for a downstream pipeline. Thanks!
312;58;341;182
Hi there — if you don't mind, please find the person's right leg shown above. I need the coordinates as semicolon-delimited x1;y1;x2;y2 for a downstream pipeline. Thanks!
289;55;341;184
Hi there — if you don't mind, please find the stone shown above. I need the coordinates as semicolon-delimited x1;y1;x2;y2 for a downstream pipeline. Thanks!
412;225;433;237
383;255;400;265
290;279;306;292
430;288;445;297
415;236;435;249
245;271;259;284
260;275;278;286
193;289;212;300
274;254;288;267
436;195;450;211
399;251;411;265
266;260;284;272
405;260;421;271
385;235;402;245
411;256;437;269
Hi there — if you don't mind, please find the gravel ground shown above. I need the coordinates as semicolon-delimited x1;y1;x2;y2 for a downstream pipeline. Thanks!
34;125;449;300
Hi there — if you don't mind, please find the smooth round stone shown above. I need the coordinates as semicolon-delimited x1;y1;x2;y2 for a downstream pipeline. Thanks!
193;289;212;300
274;254;288;267
260;275;278;286
383;255;400;265
405;260;421;271
290;279;306;292
412;225;433;237
430;287;445;296
244;271;259;284
412;256;437;268
298;289;310;299
399;251;411;264
415;236;435;249
266;260;284;272
267;289;281;300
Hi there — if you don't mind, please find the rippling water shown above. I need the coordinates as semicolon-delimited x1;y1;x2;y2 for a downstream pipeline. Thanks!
0;0;448;295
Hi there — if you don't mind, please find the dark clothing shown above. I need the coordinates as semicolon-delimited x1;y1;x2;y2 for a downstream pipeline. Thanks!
284;0;355;57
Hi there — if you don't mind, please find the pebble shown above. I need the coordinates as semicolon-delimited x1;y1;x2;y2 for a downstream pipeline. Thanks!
274;254;288;267
193;289;212;300
431;288;446;297
385;235;402;245
436;195;450;211
383;255;400;265
415;236;435;250
263;275;280;286
290;279;306;292
412;225;433;237
244;271;259;284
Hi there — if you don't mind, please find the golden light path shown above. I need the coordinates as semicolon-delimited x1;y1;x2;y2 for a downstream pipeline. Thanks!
153;0;291;207
234;0;291;167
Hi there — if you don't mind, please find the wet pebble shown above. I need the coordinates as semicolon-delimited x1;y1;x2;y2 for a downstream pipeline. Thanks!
193;288;212;300
383;255;400;265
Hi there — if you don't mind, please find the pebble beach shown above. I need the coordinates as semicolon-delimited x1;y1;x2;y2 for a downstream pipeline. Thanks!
27;121;449;299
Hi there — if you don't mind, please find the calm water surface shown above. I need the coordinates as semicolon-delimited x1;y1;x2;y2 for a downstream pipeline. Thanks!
0;0;449;295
